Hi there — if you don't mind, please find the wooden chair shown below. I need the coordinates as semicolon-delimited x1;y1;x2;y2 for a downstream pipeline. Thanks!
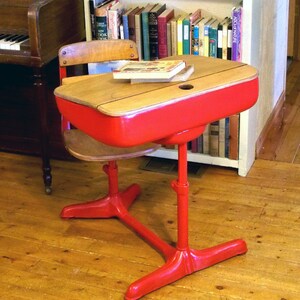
57;40;160;218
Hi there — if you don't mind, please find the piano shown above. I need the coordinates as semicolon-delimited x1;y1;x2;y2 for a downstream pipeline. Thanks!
0;0;85;194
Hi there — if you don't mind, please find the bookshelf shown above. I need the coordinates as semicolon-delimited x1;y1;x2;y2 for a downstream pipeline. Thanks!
83;0;289;176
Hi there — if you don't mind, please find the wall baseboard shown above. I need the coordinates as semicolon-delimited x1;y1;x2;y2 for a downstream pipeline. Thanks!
256;91;286;160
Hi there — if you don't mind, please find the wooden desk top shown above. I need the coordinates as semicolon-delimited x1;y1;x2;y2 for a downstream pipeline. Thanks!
54;55;258;117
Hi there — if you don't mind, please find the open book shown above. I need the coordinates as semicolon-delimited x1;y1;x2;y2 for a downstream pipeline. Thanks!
112;60;186;80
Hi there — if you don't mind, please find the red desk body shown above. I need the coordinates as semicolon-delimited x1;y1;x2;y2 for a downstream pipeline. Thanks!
55;55;258;299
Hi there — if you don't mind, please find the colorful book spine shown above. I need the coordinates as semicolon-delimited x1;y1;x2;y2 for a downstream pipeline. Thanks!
203;19;212;57
209;20;218;57
193;19;200;55
158;8;175;58
171;15;180;55
122;7;134;40
94;0;117;40
232;7;242;61
149;4;167;60
108;3;125;39
135;8;144;59
227;20;232;60
177;15;186;55
222;19;229;59
183;15;191;54
141;4;156;61
128;7;140;42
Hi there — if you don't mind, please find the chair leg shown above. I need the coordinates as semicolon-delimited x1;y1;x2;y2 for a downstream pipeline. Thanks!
60;160;140;219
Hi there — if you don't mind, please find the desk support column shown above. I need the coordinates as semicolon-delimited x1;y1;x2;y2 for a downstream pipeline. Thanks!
171;143;189;250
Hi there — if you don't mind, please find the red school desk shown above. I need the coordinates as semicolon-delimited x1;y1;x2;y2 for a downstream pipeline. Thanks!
54;55;259;299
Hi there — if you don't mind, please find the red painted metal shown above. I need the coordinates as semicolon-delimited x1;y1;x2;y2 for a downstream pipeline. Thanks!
55;77;258;147
56;75;258;299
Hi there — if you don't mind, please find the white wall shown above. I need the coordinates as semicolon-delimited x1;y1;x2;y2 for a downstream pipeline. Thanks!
242;0;289;137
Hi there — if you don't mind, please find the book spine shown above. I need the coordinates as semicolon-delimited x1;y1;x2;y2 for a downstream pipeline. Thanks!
149;6;166;60
158;9;174;59
209;26;217;57
108;10;119;39
122;14;129;39
217;23;223;58
229;114;239;160
135;13;143;59
209;121;219;156
227;22;232;60
203;24;210;57
158;17;167;58
225;117;230;157
177;18;183;55
183;18;190;54
232;8;242;61
218;118;226;157
128;12;136;42
95;15;109;40
202;125;210;154
142;12;150;60
193;23;199;55
171;18;178;55
222;24;228;59
89;0;96;39
167;21;172;56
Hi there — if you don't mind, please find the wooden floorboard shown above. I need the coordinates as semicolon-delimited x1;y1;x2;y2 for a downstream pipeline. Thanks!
0;152;299;299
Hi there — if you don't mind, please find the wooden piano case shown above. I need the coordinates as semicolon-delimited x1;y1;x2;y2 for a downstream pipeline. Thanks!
0;0;86;193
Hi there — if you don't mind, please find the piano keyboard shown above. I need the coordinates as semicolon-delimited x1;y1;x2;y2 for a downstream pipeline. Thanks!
0;34;29;50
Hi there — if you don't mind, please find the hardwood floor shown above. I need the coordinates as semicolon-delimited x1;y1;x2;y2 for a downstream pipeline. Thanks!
257;60;300;163
0;151;299;299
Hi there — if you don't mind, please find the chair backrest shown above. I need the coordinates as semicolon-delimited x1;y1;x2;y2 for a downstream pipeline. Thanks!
58;39;139;81
57;40;139;131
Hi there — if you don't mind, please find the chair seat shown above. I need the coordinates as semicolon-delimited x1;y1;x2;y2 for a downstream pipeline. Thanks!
64;129;160;161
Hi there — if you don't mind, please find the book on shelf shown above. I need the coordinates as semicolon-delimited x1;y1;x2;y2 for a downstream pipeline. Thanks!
94;0;117;40
231;6;243;61
130;64;194;83
197;17;211;56
122;7;135;40
203;18;215;57
222;18;230;60
229;114;239;160
209;19;219;58
112;60;186;80
192;17;202;55
218;118;226;157
158;8;175;58
108;1;125;39
170;15;180;55
217;17;227;58
209;121;219;156
142;3;157;61
149;4;167;60
135;7;144;59
227;20;232;60
182;14;191;54
128;6;141;42
189;9;201;55
166;20;172;56
177;14;187;55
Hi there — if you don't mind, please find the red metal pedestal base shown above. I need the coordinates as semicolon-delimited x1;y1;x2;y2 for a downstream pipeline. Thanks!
61;144;247;299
